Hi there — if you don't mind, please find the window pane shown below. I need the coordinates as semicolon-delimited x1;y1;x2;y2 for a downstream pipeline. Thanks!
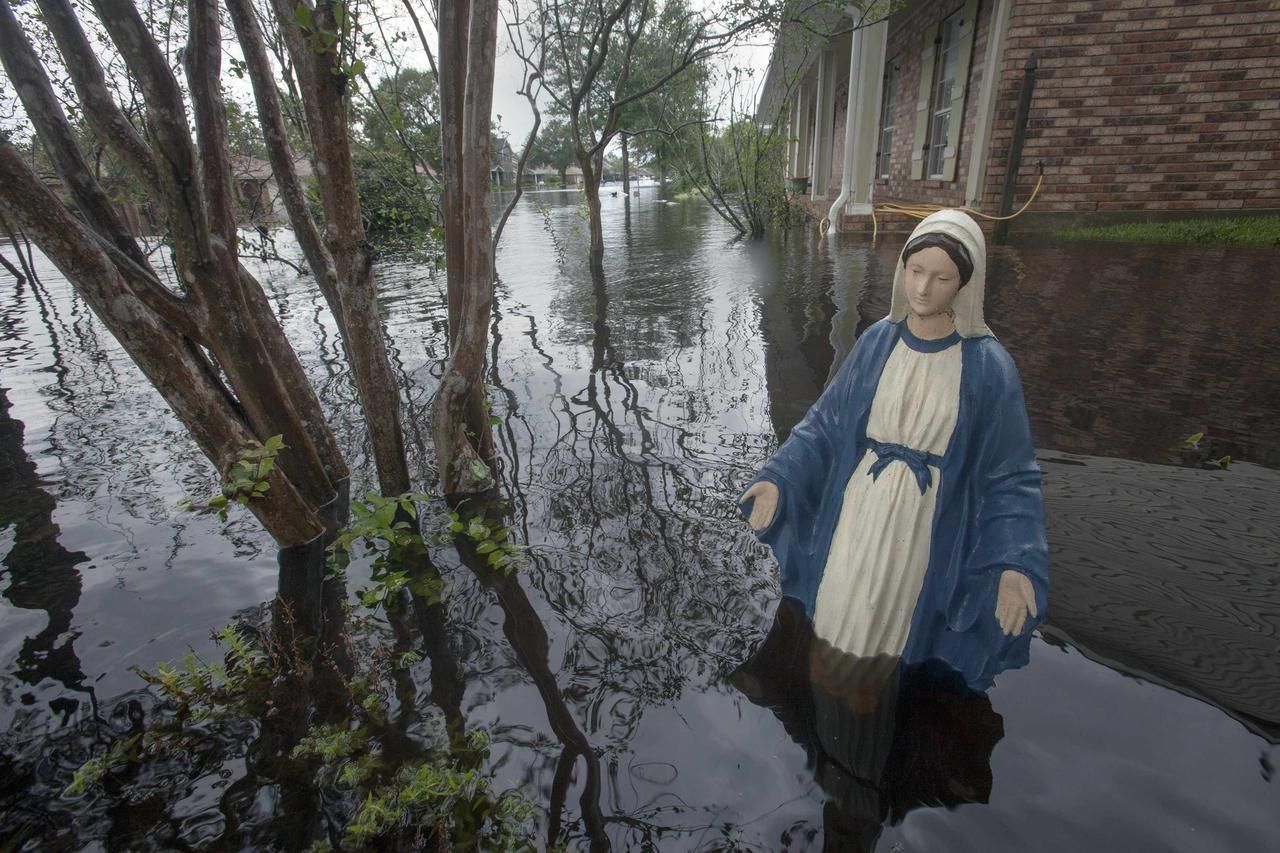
926;12;960;179
878;60;896;179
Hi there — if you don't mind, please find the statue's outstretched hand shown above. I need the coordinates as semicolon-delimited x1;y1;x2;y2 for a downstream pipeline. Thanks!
740;481;779;531
996;570;1037;636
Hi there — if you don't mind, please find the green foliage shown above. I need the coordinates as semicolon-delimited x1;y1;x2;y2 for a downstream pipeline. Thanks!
448;507;527;575
1178;430;1236;470
678;110;806;238
1058;215;1280;248
293;1;363;82
178;435;285;522
64;735;140;798
225;98;267;160
328;491;443;611
107;608;529;847
133;625;270;724
528;118;577;179
357;68;441;169
349;146;438;254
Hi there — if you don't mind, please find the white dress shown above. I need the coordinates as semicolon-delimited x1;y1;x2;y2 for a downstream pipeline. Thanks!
812;333;963;658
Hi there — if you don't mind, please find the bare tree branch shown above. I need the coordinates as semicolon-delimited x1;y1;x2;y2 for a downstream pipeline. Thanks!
226;0;340;318
35;0;161;196
186;0;237;245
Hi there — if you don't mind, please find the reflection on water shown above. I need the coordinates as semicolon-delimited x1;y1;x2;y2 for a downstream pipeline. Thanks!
734;600;1004;853
1;189;1277;848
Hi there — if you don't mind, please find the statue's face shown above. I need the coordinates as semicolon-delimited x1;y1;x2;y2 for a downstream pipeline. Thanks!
903;246;963;319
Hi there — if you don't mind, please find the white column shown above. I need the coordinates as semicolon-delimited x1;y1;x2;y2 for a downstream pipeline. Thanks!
788;88;802;175
827;19;889;226
849;20;889;208
793;80;813;180
810;47;838;200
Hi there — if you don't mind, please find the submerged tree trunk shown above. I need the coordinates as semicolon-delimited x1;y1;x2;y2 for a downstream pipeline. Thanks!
580;153;607;278
0;0;348;546
621;134;630;195
433;0;500;494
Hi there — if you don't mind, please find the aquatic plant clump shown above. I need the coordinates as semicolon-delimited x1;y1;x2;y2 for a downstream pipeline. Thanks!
44;606;535;850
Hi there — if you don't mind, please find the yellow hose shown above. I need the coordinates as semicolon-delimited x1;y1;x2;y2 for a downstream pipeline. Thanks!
873;168;1045;223
823;165;1044;239
860;163;1049;240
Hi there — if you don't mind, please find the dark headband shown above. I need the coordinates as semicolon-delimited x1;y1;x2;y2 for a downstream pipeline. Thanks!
901;232;974;288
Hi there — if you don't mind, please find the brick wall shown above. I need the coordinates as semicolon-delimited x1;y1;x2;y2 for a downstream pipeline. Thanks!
875;0;997;206
983;0;1280;214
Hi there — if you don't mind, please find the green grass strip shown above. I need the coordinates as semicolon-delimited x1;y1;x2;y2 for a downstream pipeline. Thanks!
1056;215;1280;247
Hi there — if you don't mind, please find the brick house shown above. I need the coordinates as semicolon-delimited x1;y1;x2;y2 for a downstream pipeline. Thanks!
758;0;1280;231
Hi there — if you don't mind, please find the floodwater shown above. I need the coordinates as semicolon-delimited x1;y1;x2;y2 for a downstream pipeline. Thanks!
1;189;1278;850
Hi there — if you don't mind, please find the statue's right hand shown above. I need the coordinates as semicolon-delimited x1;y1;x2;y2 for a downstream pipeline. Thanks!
740;480;780;531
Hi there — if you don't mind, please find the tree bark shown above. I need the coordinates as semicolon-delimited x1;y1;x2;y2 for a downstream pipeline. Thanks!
224;0;338;319
263;0;412;498
433;0;500;494
621;133;630;194
580;154;607;278
302;1;411;497
0;140;323;547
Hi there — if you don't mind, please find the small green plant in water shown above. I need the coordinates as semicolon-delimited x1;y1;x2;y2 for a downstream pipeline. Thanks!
327;491;445;610
448;508;526;574
1179;431;1234;470
108;611;532;848
178;435;286;521
64;735;140;797
133;624;271;724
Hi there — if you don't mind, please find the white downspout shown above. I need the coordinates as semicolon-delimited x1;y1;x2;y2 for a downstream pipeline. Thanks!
826;26;865;232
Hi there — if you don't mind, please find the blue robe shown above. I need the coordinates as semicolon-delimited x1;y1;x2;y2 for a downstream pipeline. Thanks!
742;318;1049;691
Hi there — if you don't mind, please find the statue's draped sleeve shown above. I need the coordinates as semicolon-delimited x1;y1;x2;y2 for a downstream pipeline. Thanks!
948;344;1049;632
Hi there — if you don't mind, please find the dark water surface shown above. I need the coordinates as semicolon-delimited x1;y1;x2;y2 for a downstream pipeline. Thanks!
2;190;1278;850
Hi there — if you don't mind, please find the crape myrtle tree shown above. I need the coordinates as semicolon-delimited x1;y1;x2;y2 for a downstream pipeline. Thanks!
0;0;503;544
0;0;344;546
434;0;503;494
518;0;780;276
676;65;803;239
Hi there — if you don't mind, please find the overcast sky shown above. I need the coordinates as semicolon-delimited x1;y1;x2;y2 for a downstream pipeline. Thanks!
487;27;776;151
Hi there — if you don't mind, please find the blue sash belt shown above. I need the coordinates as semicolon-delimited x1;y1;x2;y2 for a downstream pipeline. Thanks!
866;438;944;495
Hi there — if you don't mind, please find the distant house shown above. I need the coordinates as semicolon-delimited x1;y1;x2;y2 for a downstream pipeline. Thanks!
564;164;584;187
522;164;559;186
758;0;1280;231
230;155;313;224
491;137;516;186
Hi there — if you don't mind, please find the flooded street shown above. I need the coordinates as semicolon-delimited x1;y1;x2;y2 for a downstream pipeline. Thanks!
2;189;1277;849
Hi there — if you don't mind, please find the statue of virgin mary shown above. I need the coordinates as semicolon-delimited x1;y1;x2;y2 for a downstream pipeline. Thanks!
741;209;1049;691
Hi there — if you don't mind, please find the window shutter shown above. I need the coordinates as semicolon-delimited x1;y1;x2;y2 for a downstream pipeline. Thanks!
941;0;980;182
910;34;937;180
